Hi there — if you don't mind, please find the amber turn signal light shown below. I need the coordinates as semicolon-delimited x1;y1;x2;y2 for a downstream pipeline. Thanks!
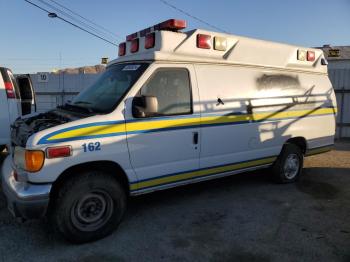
25;150;45;172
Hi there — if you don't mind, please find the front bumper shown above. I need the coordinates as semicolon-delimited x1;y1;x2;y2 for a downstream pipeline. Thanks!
1;156;52;220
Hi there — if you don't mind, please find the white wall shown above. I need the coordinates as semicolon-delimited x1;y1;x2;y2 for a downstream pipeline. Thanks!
30;72;101;113
328;66;350;138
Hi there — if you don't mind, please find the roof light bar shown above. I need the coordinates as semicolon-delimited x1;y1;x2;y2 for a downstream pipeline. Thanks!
121;19;187;54
297;49;316;62
154;19;187;31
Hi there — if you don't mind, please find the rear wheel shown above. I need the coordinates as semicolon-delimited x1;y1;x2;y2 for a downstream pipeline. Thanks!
50;171;127;243
272;143;303;183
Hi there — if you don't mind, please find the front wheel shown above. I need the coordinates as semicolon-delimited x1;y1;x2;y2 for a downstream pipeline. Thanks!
50;171;127;243
272;143;303;183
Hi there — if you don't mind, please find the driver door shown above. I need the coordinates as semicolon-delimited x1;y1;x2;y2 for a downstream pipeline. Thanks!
124;64;200;191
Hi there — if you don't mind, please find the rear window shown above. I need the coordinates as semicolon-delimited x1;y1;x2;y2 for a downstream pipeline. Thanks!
17;76;33;100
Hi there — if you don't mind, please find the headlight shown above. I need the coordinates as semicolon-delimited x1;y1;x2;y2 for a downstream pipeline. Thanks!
14;147;45;172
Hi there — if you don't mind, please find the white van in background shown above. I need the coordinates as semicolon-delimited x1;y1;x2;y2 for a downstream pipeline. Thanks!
0;68;36;151
2;19;337;243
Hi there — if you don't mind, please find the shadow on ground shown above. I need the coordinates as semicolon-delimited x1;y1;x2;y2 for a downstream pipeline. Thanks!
0;147;349;262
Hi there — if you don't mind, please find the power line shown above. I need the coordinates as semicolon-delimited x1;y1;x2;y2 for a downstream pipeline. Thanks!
48;0;122;40
2;57;99;61
24;0;118;46
159;0;230;34
37;0;119;43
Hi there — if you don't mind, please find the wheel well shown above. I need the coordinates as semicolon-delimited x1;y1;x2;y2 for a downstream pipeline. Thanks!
286;137;307;154
50;161;131;201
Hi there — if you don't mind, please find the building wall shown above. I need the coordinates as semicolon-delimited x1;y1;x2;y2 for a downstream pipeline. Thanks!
328;64;350;138
328;60;350;70
31;73;100;113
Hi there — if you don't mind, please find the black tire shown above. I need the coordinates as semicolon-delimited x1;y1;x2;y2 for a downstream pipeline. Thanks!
272;143;303;183
50;171;127;243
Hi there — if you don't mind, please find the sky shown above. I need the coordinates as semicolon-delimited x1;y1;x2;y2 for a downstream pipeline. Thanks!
1;0;350;73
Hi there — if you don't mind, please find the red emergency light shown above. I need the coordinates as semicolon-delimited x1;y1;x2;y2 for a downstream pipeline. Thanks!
197;34;211;49
130;38;139;53
307;51;315;62
118;42;126;56
145;33;155;49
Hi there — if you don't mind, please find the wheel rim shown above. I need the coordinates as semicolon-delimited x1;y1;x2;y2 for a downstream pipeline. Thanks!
283;153;300;179
71;190;114;232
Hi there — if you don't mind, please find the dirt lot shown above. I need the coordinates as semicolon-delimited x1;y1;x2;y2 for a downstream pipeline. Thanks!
0;142;349;262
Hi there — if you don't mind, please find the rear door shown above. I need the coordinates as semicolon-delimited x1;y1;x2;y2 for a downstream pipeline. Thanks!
16;74;36;115
124;64;201;192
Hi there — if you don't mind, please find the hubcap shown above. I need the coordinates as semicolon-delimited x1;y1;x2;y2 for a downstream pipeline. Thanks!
284;154;300;179
71;190;113;232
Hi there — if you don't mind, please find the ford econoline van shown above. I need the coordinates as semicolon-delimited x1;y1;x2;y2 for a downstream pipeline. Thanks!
1;19;337;243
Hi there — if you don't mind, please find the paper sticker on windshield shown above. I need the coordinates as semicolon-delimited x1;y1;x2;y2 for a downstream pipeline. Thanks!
122;65;141;71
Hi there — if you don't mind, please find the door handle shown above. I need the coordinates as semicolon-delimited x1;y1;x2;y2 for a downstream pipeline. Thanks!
193;132;199;145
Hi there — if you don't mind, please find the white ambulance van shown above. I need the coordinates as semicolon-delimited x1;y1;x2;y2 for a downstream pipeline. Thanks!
0;68;36;151
1;19;337;243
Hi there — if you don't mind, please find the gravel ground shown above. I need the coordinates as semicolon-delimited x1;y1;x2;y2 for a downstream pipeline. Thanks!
0;142;349;262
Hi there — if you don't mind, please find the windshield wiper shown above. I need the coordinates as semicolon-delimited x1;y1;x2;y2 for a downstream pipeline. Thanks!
74;101;92;105
58;103;94;114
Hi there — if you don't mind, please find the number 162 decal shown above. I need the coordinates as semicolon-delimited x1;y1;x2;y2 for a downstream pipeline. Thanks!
82;142;101;152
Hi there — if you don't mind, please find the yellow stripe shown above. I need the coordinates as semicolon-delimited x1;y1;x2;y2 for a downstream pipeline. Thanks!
126;117;199;132
49;123;126;140
49;107;336;141
202;107;336;125
131;156;277;191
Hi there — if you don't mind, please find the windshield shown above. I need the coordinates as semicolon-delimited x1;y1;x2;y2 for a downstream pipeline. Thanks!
70;63;149;113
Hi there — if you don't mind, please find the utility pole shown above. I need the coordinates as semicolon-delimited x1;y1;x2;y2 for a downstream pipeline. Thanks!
59;51;64;106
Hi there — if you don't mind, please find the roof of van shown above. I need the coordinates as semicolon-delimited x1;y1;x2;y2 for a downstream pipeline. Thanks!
109;26;327;74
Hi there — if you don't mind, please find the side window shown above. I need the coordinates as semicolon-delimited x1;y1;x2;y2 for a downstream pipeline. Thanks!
139;68;192;116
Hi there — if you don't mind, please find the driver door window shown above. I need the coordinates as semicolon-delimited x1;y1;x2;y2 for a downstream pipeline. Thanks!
139;68;192;116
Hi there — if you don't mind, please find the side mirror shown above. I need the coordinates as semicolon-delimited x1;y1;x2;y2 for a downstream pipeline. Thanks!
132;95;158;118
